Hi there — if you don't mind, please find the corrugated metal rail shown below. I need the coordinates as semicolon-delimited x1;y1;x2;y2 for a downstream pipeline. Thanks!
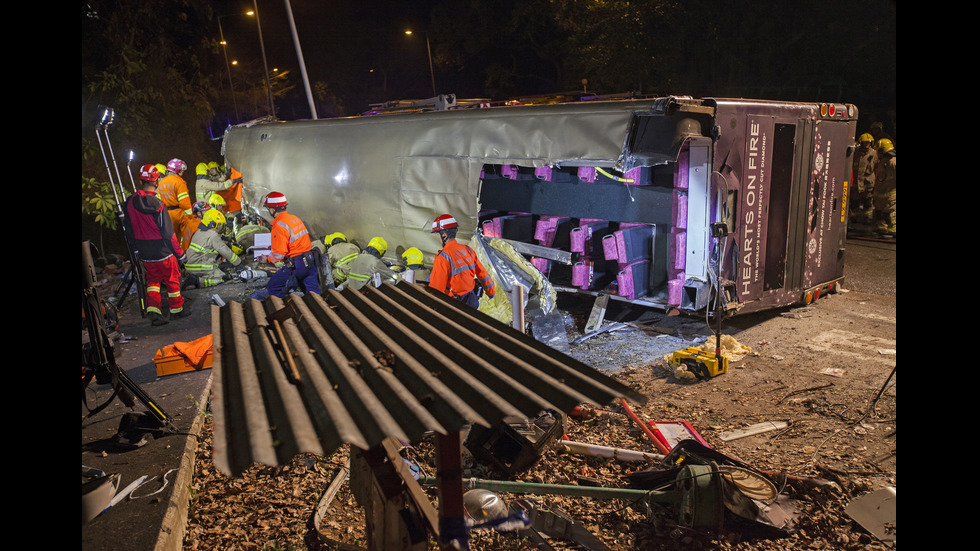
211;281;647;477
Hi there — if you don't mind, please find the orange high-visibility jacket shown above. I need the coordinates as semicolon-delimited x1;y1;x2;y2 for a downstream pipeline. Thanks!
215;168;244;213
428;239;496;299
158;173;193;229
267;211;312;264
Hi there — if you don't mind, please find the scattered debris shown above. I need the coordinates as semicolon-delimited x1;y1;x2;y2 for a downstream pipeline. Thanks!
718;421;790;442
845;486;896;546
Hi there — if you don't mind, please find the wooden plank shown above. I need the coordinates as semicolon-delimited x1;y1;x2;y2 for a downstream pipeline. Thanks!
718;421;788;442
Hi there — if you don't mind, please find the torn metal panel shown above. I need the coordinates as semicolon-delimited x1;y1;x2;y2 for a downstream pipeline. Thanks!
221;100;659;260
211;282;647;477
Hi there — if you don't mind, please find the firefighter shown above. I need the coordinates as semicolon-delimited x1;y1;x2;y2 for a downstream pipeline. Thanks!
346;237;401;290
851;133;877;227
122;164;190;326
324;232;361;287
428;214;496;308
157;158;193;231
183;209;242;289
214;165;245;213
262;192;321;298
873;139;896;239
195;161;235;203
400;246;425;283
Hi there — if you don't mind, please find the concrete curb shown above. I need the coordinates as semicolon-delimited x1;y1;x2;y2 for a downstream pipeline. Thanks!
154;372;214;551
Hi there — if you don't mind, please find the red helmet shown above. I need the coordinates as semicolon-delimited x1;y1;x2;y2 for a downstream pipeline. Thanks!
139;164;160;182
431;214;458;233
264;191;288;209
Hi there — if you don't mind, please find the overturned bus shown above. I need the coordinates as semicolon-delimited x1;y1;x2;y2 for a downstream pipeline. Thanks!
221;96;857;317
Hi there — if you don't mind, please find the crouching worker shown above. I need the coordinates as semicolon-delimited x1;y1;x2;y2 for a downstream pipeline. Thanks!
262;192;321;298
183;209;242;289
347;237;400;290
324;232;361;288
428;214;496;309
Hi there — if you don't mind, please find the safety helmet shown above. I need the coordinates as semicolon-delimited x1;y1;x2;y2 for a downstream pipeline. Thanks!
431;214;458;233
192;201;211;217
870;121;884;130
877;138;895;155
207;161;220;176
328;232;347;245
202;209;227;230
167;158;187;174
139;164;160;183
402;246;424;268
367;237;388;256
195;162;209;176
208;193;228;211
264;191;288;209
858;133;874;144
155;163;168;176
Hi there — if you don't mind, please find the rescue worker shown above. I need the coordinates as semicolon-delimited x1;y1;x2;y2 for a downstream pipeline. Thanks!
346;237;401;291
428;214;496;308
195;161;235;203
214;165;245;213
850;133;877;227
262;192;321;297
324;232;361;287
194;162;211;201
122;164;189;326
174;209;202;253
873;139;896;239
184;209;242;289
400;246;425;283
158;158;193;222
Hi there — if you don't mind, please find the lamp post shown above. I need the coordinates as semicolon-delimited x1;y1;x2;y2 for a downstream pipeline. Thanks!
217;14;241;121
283;0;318;119
247;2;275;117
405;29;436;97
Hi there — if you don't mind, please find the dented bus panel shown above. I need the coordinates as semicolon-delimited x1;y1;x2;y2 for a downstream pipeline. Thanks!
221;96;856;316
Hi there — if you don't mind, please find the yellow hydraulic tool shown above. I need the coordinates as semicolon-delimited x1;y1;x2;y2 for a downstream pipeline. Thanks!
672;222;730;380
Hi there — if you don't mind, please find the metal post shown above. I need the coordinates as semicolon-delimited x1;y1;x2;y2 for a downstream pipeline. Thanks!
283;0;318;119
424;32;435;97
251;0;275;117
217;16;241;121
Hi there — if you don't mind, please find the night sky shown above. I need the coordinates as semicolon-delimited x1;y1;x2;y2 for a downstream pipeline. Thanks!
207;1;895;124
211;0;452;116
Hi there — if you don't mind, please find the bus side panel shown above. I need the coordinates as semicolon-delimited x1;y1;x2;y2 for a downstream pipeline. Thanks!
734;115;775;301
802;120;851;288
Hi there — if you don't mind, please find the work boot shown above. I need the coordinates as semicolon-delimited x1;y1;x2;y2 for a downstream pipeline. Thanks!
181;273;201;291
170;301;192;320
148;312;169;326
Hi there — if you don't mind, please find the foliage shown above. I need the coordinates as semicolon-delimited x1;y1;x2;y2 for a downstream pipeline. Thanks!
82;176;120;232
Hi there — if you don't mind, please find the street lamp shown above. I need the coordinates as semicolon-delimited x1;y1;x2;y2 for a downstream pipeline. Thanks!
405;29;436;97
217;14;241;121
247;2;275;117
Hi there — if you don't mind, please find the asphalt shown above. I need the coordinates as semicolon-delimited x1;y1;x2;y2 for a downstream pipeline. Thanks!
81;278;259;551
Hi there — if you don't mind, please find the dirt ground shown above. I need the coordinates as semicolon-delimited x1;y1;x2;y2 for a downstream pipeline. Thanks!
181;284;896;550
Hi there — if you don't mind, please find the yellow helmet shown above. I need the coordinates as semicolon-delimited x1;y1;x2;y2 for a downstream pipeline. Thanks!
367;237;388;256
858;133;874;144
155;163;168;176
195;162;209;176
202;209;227;230
328;232;347;245
402;246;424;268
877;138;895;154
208;193;227;211
207;161;221;177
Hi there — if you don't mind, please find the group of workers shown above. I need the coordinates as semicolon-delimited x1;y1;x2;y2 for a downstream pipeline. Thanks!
850;121;896;239
124;163;496;327
255;193;495;307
